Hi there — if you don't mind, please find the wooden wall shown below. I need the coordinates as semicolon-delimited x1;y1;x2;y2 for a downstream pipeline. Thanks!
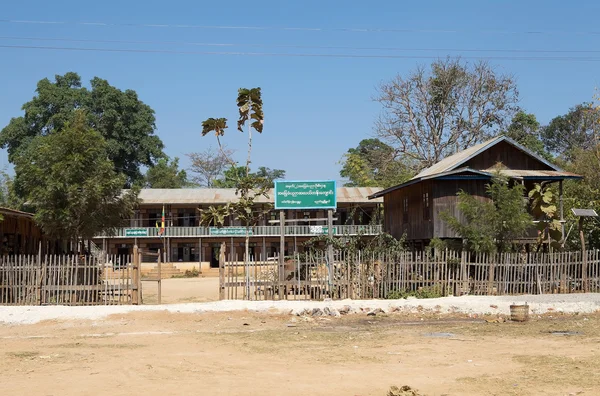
384;180;433;241
432;179;490;238
464;141;552;171
0;213;46;255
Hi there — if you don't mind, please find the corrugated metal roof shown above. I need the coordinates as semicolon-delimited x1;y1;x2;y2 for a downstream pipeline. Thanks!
413;135;561;179
135;187;383;205
494;169;582;179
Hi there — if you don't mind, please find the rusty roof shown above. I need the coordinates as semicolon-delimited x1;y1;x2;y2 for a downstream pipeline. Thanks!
413;136;561;179
494;169;582;179
0;207;34;218
135;187;383;205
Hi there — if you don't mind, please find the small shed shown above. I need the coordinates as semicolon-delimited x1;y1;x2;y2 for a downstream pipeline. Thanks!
0;207;52;255
369;136;582;248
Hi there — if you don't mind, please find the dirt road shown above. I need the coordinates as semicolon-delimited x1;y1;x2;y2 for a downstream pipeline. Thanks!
2;310;599;396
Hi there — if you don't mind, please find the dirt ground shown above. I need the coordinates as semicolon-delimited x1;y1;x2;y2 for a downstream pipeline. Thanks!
2;310;599;396
141;276;219;304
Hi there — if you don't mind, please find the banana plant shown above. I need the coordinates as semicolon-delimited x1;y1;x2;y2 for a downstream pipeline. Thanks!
529;183;562;250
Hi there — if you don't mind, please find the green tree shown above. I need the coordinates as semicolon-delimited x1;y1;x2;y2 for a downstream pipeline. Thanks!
0;72;165;187
199;88;270;272
340;138;414;187
145;157;190;188
504;111;552;160
0;169;25;211
541;103;600;160
213;166;247;188
13;111;138;249
441;176;533;253
376;58;518;172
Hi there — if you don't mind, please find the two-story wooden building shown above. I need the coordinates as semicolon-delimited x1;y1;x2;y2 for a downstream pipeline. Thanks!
369;136;582;249
94;187;383;272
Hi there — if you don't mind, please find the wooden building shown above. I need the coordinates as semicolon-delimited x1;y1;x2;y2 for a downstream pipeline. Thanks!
93;187;383;272
0;207;56;255
369;136;582;248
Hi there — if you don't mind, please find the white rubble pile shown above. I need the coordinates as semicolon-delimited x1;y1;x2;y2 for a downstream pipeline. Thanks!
1;293;600;325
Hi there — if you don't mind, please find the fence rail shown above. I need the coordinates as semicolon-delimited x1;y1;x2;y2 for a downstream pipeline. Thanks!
0;254;139;306
220;250;600;300
96;225;382;238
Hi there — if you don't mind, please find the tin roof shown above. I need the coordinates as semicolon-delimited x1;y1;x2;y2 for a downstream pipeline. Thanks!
135;187;383;205
0;207;34;218
413;135;561;179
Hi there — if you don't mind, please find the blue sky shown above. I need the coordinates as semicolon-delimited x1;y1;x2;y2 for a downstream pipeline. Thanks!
1;1;599;182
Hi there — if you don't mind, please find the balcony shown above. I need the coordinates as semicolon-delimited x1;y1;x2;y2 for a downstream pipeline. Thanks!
95;225;383;239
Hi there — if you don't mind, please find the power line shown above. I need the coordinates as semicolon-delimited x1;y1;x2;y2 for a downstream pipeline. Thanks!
3;44;600;62
1;35;600;54
2;19;600;36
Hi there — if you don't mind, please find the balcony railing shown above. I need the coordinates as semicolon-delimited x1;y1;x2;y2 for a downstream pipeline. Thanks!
96;225;383;238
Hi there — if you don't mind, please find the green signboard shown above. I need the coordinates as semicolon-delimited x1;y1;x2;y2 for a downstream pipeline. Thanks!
125;228;148;237
274;180;337;210
309;226;337;235
209;227;253;236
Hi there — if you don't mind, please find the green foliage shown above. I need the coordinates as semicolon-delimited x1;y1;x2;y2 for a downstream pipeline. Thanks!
529;183;563;250
236;88;264;133
504;111;552;161
0;72;164;187
562;145;600;249
0;169;26;211
173;267;201;278
340;138;414;188
213;165;285;188
541;103;600;160
13;111;138;242
145;157;190;188
441;175;533;253
199;87;271;263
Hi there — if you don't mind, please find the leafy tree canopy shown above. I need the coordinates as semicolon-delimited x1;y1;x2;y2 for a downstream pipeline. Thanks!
340;138;414;188
0;72;165;187
541;103;600;160
145;157;190;188
213;165;285;188
503;111;552;161
13;111;138;243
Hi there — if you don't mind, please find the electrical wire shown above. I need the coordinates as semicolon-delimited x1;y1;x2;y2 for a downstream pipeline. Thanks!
2;19;600;36
1;35;600;54
3;44;600;61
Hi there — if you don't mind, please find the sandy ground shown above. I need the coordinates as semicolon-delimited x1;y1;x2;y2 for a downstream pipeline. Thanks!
2;310;599;396
141;277;220;304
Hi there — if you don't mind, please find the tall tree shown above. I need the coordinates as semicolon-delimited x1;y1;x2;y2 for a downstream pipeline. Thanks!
213;166;285;188
504;111;551;160
375;58;518;172
13;111;138;248
340;138;414;188
541;103;600;160
0;72;165;187
253;167;286;187
199;88;270;274
145;157;190;188
187;146;234;187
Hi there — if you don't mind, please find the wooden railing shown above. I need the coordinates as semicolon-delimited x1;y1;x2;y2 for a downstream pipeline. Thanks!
96;225;383;238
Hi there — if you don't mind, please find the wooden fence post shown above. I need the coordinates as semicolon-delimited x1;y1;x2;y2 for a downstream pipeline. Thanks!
219;241;225;300
132;245;140;305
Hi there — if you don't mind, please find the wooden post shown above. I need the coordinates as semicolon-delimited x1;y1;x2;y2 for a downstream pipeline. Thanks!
219;241;226;300
579;217;588;292
198;237;203;275
157;249;162;304
559;180;565;245
279;210;285;298
132;245;140;305
37;241;43;305
327;209;334;284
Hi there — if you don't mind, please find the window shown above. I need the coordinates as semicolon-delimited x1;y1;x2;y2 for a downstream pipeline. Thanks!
423;192;430;221
402;197;409;222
